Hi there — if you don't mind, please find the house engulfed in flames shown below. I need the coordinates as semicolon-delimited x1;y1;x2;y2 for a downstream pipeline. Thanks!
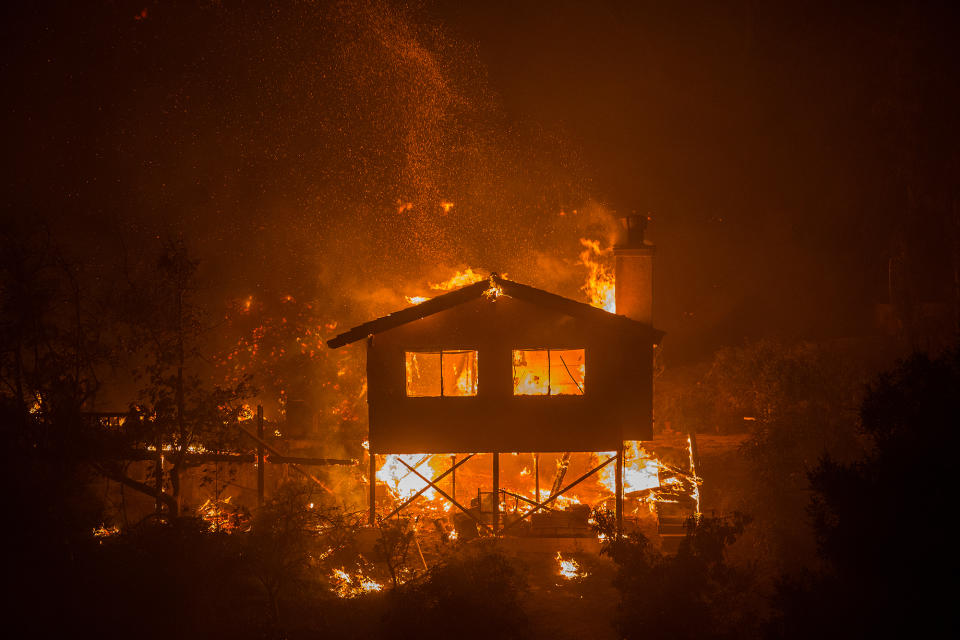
328;215;679;536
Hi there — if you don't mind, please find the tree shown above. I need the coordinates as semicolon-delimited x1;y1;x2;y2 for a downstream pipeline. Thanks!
245;480;361;634
595;510;757;640
118;238;253;516
770;347;960;638
381;542;529;640
669;339;871;573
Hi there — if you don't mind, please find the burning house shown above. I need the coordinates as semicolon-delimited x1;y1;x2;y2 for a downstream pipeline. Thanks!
328;215;669;535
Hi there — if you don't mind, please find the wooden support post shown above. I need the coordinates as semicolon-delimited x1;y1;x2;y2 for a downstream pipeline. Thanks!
534;453;540;504
616;441;624;538
256;405;265;507
369;451;377;526
155;434;163;516
450;454;456;502
492;452;500;535
502;454;617;533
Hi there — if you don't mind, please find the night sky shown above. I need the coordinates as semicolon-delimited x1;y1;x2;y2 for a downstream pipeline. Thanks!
3;0;958;363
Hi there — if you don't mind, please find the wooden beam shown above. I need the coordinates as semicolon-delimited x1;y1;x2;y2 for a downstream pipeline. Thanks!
369;452;376;526
257;405;265;507
492;452;500;534
383;454;475;520
397;458;491;532
616;441;624;538
502;455;617;533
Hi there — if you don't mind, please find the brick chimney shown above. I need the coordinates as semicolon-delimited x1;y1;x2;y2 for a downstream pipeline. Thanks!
614;214;654;324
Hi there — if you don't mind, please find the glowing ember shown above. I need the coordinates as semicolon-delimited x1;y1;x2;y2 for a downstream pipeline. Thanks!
556;551;588;580
688;435;702;516
483;277;504;300
197;497;246;533
92;524;120;540
330;567;384;598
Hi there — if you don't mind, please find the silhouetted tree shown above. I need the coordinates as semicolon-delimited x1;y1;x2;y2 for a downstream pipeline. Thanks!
769;347;959;638
596;510;758;640
115;238;253;515
381;542;529;640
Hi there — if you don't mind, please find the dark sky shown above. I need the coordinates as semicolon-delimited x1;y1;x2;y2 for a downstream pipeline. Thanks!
3;0;958;364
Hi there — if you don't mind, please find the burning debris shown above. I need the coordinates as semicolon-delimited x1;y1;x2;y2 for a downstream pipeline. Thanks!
329;566;385;598
556;551;589;580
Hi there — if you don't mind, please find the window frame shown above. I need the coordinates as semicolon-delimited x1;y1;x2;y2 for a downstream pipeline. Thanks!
511;347;585;396
404;349;478;397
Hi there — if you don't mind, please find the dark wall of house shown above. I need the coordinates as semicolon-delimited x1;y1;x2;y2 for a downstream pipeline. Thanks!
366;296;654;453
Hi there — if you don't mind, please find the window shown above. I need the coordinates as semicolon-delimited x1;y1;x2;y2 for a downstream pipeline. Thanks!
512;349;585;395
405;350;478;397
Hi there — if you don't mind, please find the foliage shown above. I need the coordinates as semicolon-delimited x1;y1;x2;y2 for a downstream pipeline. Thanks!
596;512;758;640
117;238;256;513
214;292;367;449
670;339;871;571
245;480;361;629
381;542;530;640
769;347;960;638
373;518;416;588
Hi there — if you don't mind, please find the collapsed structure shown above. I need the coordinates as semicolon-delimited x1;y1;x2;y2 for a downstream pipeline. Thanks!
328;215;662;535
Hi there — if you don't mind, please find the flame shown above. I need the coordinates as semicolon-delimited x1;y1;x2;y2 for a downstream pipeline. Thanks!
556;552;588;580
238;404;254;421
429;268;486;291
377;454;444;501
483;276;503;300
330;567;384;597
688;435;702;516
92;524;120;540
197;497;245;533
28;393;43;415
440;201;454;213
578;238;615;312
404;268;487;305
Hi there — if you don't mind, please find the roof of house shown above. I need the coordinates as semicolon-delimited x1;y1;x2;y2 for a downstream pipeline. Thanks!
326;274;664;349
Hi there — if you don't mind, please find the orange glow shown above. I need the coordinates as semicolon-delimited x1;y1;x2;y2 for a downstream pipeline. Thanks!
512;349;584;395
579;238;615;312
556;551;588;580
429;267;486;291
405;350;478;397
330;567;384;597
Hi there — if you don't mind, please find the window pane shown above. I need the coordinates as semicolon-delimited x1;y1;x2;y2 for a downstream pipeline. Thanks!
550;349;585;395
406;352;442;397
513;349;550;395
442;350;478;396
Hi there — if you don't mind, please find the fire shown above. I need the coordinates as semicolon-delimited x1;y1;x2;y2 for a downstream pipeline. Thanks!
376;454;445;501
688;435;702;516
330;567;384;597
579;238;615;312
429;268;486;291
28;393;43;415
92;524;120;540
556;552;588;580
404;267;487;305
598;441;661;496
197;496;246;532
